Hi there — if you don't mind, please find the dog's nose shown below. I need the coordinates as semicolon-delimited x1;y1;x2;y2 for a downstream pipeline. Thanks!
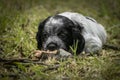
47;43;57;51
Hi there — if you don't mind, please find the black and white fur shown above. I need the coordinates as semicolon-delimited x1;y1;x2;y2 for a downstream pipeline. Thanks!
36;12;107;54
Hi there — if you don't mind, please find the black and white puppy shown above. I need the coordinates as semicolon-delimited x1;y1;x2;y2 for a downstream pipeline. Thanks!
36;12;107;54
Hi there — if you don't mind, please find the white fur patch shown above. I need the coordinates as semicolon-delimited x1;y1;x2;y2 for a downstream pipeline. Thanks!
59;12;107;53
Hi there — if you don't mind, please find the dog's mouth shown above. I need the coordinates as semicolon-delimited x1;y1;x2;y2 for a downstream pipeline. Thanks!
44;46;68;52
46;43;58;51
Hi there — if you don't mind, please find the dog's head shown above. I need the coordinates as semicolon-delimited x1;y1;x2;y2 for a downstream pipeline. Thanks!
36;15;85;54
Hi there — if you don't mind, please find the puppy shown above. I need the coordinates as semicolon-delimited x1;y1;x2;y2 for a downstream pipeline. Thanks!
36;12;107;54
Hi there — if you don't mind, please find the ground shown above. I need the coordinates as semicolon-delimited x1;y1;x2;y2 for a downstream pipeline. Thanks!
0;0;120;80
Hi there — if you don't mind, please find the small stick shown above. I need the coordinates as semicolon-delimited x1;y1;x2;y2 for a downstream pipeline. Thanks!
104;44;120;51
34;50;58;58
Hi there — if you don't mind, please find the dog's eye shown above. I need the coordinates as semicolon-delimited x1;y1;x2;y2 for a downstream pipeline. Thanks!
43;33;48;38
58;33;66;39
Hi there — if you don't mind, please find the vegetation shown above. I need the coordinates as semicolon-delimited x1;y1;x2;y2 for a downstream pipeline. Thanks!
0;0;120;80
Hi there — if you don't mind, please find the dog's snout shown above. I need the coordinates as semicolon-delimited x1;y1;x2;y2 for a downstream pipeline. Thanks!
47;43;57;51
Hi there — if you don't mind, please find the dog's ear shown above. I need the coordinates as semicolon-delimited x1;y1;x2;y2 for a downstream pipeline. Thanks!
72;22;85;54
36;16;51;49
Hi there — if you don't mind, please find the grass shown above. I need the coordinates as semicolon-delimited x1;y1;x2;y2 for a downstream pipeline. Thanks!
70;40;78;56
0;0;120;80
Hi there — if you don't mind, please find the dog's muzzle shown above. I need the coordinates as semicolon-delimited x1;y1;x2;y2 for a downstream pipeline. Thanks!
46;42;58;51
44;36;66;51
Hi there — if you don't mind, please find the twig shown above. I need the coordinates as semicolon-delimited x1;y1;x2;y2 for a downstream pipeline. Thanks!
42;64;60;72
0;58;31;63
104;44;120;51
0;58;57;67
0;73;19;78
0;58;60;74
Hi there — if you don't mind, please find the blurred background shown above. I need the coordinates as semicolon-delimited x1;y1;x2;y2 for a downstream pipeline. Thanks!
0;0;120;79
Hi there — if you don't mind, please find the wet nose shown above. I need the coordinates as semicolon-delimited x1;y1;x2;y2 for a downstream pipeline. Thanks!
47;43;57;51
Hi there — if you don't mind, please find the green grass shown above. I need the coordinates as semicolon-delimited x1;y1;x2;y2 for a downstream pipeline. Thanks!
0;0;120;80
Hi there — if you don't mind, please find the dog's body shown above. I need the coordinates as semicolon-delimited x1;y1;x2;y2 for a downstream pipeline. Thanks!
36;12;107;54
